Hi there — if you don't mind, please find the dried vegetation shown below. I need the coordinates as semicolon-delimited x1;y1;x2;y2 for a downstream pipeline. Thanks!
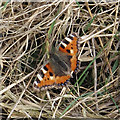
0;1;120;119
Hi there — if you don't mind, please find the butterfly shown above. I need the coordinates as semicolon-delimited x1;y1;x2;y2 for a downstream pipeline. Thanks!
33;33;78;90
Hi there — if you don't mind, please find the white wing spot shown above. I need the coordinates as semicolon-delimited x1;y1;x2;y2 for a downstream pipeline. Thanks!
70;50;74;54
70;34;75;38
61;41;67;48
41;67;47;74
65;37;72;42
50;76;54;80
34;81;38;86
37;74;43;81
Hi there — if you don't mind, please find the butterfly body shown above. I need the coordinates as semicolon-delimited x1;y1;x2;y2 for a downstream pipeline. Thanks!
33;33;78;90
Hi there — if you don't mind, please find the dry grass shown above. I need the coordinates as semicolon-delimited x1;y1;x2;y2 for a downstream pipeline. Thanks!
0;1;120;119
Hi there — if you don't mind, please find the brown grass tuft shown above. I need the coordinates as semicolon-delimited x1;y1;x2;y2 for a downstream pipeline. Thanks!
0;1;120;119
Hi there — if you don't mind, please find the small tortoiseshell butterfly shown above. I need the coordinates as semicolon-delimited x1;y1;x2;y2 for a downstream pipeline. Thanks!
33;33;78;90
